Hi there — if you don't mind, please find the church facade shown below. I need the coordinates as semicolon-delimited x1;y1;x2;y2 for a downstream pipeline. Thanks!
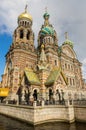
1;7;86;103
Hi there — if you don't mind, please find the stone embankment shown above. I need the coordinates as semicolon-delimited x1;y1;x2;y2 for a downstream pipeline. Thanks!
0;100;86;125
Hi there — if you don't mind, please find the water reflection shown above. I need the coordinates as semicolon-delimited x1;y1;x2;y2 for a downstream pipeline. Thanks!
0;115;86;130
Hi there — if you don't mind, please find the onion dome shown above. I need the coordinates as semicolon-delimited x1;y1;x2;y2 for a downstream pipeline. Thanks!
43;12;50;20
18;5;32;22
63;39;73;48
63;32;73;48
41;26;54;36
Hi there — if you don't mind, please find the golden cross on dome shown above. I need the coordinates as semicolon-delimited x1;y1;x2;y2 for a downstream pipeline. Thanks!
65;32;68;39
45;7;48;13
25;4;28;13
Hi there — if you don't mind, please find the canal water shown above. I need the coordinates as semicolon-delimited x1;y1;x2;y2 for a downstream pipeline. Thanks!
0;114;86;130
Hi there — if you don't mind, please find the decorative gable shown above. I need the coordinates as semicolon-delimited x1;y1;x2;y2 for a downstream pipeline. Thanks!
62;44;76;58
21;68;41;86
45;67;67;86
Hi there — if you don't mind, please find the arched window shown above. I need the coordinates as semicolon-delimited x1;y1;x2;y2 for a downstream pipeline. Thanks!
55;60;57;65
73;79;75;85
23;21;24;25
48;38;50;43
70;78;72;85
27;31;30;40
68;64;70;70
25;21;27;26
33;89;38;101
20;30;24;39
65;63;67;69
49;89;53;101
67;77;68;82
28;22;29;26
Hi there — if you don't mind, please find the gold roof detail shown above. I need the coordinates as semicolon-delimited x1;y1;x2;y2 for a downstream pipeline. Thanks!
24;68;41;85
45;67;68;86
18;5;32;21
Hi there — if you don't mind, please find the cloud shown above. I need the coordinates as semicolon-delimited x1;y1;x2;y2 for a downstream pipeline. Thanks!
0;0;86;78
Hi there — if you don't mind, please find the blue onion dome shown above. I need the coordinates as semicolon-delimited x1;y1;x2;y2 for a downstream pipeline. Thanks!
63;39;73;48
41;26;54;36
43;12;50;19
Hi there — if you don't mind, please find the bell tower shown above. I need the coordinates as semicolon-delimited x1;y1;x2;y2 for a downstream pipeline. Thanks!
2;6;37;96
12;5;34;51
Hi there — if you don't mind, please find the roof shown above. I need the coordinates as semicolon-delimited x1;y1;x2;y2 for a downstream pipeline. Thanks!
18;12;32;21
41;26;54;36
45;67;67;86
24;68;41;85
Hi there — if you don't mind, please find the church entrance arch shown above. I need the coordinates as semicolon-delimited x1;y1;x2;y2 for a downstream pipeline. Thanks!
49;89;53;101
33;89;38;101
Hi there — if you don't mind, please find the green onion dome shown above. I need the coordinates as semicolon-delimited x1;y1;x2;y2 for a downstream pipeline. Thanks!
41;26;54;36
43;12;50;19
63;39;73;48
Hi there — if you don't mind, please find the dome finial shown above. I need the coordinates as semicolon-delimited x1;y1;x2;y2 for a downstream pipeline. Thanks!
65;32;68;40
25;4;28;13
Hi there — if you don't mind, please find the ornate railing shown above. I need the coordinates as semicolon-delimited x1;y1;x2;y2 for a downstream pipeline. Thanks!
73;100;86;106
1;99;86;107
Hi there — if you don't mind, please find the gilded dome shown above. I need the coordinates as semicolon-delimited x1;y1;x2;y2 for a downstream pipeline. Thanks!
18;11;32;21
41;26;54;36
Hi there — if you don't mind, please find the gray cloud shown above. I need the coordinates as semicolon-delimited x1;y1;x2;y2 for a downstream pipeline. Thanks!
0;0;86;78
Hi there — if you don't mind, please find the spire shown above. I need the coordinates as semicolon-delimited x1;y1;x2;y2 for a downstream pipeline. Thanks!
65;32;68;40
43;7;50;26
25;4;28;13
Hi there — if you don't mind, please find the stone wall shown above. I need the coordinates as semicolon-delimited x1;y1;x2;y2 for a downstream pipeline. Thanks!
74;106;86;122
0;104;34;124
0;104;75;125
34;105;75;124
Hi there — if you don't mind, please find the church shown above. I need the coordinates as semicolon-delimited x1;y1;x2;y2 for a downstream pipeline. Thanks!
1;6;86;103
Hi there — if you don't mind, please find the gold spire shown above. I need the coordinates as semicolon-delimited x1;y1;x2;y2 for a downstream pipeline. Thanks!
65;32;68;39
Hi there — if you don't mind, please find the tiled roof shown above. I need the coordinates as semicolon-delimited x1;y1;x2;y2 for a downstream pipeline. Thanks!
45;67;67;86
24;68;41;85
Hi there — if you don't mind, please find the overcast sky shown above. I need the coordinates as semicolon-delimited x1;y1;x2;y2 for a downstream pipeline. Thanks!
0;0;86;80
